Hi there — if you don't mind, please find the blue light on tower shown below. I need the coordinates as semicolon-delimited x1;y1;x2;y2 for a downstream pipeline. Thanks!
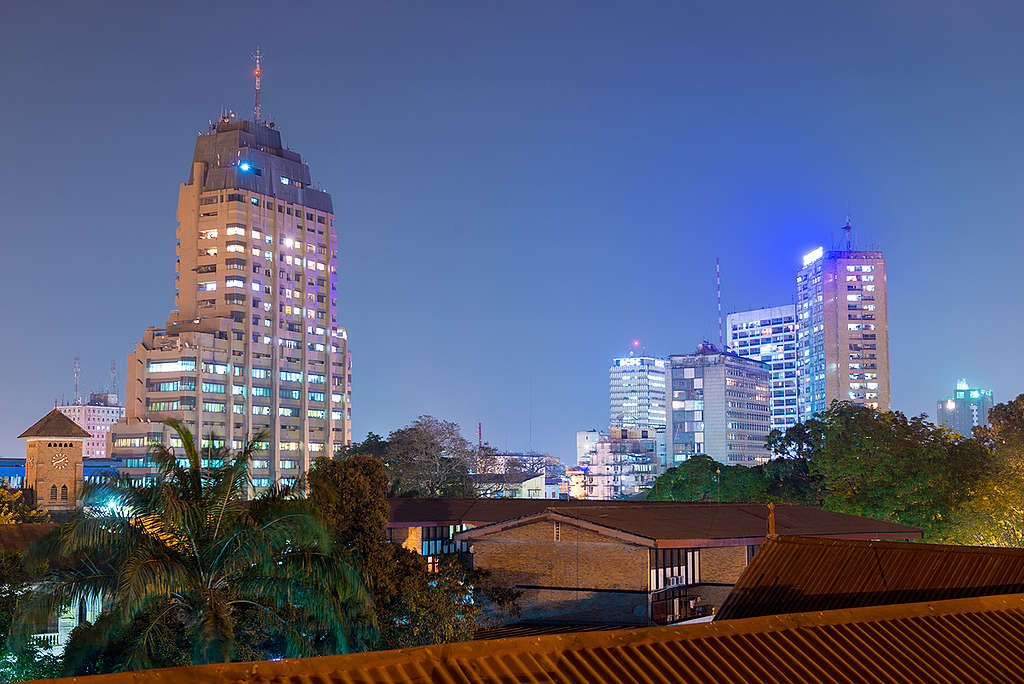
239;162;251;172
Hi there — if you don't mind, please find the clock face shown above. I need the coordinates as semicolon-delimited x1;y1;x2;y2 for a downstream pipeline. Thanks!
52;453;68;470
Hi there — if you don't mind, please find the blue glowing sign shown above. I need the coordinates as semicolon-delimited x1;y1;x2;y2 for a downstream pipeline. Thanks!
802;247;824;266
239;162;251;172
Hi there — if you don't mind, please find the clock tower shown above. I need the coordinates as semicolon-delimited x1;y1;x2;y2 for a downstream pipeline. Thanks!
18;408;90;515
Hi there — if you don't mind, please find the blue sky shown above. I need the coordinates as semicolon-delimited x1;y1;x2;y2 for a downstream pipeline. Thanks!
1;1;1022;462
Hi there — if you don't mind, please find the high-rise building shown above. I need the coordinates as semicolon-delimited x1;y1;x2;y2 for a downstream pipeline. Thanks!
57;393;124;460
111;105;350;487
796;246;890;422
666;344;771;466
937;379;994;438
727;304;799;433
609;355;667;430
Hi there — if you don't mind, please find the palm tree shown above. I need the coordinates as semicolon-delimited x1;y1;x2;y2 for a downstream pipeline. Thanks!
15;419;376;669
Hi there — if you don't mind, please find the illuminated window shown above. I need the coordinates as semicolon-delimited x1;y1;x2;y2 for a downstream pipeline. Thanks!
198;281;217;292
226;244;244;253
226;279;244;288
226;225;246;236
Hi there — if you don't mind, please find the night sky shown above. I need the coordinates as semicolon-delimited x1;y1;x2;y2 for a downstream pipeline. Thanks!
2;2;1021;463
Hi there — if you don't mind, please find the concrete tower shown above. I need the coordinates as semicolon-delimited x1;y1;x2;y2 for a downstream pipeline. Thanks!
111;96;350;487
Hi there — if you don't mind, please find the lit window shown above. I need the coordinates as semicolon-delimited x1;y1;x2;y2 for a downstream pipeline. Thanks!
198;281;217;292
226;279;245;288
280;176;290;185
251;281;262;292
226;225;246;236
226;244;244;253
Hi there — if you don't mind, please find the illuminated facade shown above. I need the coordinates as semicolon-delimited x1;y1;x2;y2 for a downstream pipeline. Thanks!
609;354;667;466
727;304;799;433
57;393;124;459
111;114;350;486
937;380;993;437
666;345;771;465
796;248;890;421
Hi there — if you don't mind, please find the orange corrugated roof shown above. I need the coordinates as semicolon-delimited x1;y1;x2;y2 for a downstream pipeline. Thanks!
28;592;1024;683
717;534;1024;621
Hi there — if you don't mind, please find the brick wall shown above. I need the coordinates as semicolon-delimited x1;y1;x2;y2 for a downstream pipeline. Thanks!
699;545;748;584
470;519;651;623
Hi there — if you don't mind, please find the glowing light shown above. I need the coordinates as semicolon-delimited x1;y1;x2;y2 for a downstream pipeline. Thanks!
239;162;251;172
946;400;956;410
956;379;969;390
632;339;640;347
802;246;824;266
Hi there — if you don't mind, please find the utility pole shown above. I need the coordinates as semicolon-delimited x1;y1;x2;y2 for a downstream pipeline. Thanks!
253;48;263;123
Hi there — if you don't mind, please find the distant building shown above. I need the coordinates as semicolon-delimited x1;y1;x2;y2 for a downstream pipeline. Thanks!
796;246;890;421
470;472;551;499
937;379;994;437
667;344;771;466
727;305;799;433
609;355;667;431
573;427;663;500
57;392;125;460
575;429;601;468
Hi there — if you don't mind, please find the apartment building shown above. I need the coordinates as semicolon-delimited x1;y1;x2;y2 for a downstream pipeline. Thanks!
727;304;799;433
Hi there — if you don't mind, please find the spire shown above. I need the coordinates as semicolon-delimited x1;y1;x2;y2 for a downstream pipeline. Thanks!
253;48;263;124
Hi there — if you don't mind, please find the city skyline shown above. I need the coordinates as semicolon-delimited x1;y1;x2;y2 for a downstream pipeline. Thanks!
2;2;1023;464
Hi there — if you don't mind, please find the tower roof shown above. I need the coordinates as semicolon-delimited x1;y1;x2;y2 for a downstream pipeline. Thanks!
18;408;91;439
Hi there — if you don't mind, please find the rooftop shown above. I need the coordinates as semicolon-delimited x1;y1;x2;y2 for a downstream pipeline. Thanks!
717;534;1024;620
32;592;1024;684
18;408;92;439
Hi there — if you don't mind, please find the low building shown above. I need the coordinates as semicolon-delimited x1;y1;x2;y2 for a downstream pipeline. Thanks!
470;472;547;499
17;409;91;517
455;502;920;625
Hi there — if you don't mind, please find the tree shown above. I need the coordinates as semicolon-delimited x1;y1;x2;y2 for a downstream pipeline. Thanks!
308;449;518;650
384;416;475;498
0;484;48;524
0;551;62;681
947;394;1024;547
646;455;765;502
14;419;375;672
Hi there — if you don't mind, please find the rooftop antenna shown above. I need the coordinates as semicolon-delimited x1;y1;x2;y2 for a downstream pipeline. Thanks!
716;257;723;349
109;360;117;394
842;216;853;251
253;47;263;124
73;357;81;405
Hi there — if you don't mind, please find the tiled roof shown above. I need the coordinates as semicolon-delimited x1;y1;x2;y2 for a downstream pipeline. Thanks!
448;500;921;546
17;408;91;439
717;534;1024;620
30;592;1024;683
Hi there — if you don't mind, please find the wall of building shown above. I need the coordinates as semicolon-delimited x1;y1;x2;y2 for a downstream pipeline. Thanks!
469;519;651;624
699;545;749;584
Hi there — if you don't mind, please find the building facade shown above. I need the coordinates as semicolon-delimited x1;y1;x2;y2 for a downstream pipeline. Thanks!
727;304;799;433
575;429;601;468
17;409;91;516
796;247;890;422
57;392;124;459
609;356;667;431
574;427;662;499
111;114;350;486
666;345;771;466
937;379;994;438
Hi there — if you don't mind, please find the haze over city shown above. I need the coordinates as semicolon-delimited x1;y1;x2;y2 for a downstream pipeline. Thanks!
2;1;1022;462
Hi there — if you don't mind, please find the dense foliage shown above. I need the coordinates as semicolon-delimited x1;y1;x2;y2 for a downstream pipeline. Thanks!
649;401;992;539
0;486;49;525
308;449;518;649
381;416;477;497
14;419;375;674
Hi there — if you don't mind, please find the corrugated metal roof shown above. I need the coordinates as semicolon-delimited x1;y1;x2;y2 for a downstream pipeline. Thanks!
717;535;1024;621
29;592;1024;684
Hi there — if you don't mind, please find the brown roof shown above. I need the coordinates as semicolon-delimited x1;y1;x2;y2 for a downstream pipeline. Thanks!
717;534;1024;621
0;523;57;551
469;472;541;485
29;592;1024;683
17;408;91;439
454;501;922;547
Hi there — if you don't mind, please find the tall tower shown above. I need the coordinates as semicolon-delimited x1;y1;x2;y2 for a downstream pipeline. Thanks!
796;244;890;421
727;303;799;433
19;408;90;516
111;63;350;488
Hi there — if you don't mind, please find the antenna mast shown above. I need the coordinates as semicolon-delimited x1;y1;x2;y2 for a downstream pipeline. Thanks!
253;48;263;124
842;216;853;251
716;258;723;349
109;360;117;395
73;357;81;405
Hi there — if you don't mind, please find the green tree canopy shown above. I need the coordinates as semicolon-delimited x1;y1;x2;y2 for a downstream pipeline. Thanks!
383;416;475;498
